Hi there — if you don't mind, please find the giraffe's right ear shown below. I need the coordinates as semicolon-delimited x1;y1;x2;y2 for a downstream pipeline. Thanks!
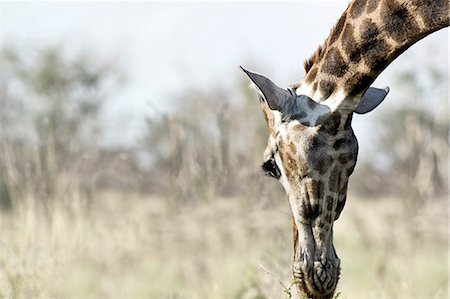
355;86;390;114
239;66;295;112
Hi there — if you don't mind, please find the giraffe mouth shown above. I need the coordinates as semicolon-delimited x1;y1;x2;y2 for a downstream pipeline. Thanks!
293;221;341;298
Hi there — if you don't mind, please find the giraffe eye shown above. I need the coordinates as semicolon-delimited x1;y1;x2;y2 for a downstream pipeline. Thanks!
261;156;281;179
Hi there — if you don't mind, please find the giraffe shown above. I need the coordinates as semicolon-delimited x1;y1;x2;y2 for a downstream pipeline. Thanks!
241;0;448;298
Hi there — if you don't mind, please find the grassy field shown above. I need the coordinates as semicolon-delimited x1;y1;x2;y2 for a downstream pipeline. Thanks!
0;191;447;298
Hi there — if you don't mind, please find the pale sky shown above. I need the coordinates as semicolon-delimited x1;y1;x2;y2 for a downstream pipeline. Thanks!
2;1;448;155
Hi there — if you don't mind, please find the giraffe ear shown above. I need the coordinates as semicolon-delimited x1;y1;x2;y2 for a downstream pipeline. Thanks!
240;66;295;111
355;86;390;114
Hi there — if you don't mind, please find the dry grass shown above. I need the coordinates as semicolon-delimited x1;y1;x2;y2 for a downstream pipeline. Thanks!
0;191;447;299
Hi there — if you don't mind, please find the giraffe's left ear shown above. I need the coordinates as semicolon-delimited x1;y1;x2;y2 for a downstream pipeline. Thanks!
239;66;295;112
355;86;390;114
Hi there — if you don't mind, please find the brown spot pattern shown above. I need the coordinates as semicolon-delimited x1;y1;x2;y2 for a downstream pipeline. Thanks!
381;0;420;43
338;152;355;165
301;192;320;222
345;72;374;96
365;0;379;13
326;195;333;211
341;23;361;63
360;18;379;41
318;111;341;136
359;19;391;72
315;154;333;175
333;138;347;150
329;167;340;192
350;0;366;19
411;0;448;28
318;80;336;99
321;47;347;77
310;135;327;151
279;142;298;177
311;179;325;199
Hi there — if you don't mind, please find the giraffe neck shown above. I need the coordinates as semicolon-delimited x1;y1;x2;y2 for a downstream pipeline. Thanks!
297;0;449;110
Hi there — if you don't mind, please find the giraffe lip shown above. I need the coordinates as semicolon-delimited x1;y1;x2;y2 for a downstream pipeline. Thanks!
293;220;341;295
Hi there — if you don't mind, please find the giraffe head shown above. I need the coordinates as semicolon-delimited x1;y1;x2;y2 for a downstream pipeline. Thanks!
241;66;388;297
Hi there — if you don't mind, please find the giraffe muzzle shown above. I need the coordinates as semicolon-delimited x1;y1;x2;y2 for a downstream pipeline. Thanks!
293;222;340;299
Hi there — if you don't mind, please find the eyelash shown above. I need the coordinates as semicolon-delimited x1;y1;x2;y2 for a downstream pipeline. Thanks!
261;156;281;179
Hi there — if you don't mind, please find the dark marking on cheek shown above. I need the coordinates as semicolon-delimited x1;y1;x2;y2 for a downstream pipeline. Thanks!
329;167;340;192
301;199;320;222
333;138;348;150
324;214;333;224
319;80;336;99
311;204;320;220
315;154;333;175
381;0;420;43
317;181;324;199
350;0;366;19
318;231;327;241
326;195;334;212
318;111;341;136
338;152;355;165
321;47;347;77
310;136;327;152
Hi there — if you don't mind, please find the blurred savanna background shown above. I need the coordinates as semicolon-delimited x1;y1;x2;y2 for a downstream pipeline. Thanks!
0;1;448;298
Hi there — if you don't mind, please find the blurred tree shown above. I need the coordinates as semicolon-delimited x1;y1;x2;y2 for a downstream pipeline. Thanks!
0;46;122;209
352;63;448;211
140;79;284;203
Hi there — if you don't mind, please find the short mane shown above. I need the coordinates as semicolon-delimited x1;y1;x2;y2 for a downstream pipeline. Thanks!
303;45;323;74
